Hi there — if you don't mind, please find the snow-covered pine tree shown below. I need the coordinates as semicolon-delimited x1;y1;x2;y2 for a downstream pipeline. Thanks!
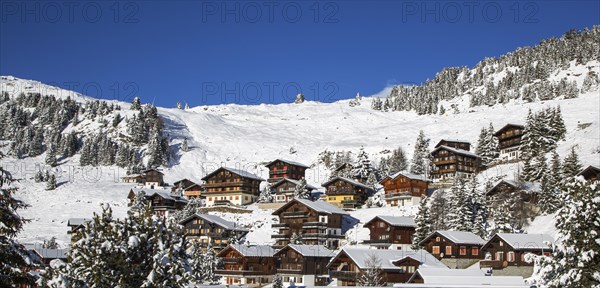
410;130;430;176
581;70;600;93
293;178;311;199
352;147;375;183
131;97;142;110
188;240;204;283
45;144;57;167
357;253;386;286
146;131;166;168
538;151;563;214
45;174;56;191
294;93;305;104
428;189;448;231
490;193;520;234
290;232;303;244
562;147;582;177
531;177;600;287
43;236;59;249
201;241;222;284
412;196;432;249
272;274;284;288
0;162;32;286
112;113;122;127
386;146;409;174
549;106;566;141
446;178;471;231
371;97;382;110
257;184;274;203
28;128;44;157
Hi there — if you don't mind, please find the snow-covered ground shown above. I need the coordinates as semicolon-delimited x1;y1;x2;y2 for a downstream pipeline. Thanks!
1;59;598;248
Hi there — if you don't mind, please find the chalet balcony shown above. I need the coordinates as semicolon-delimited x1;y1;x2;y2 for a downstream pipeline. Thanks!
480;260;505;269
384;192;411;199
281;211;308;218
272;223;289;228
432;158;457;165
498;131;523;141
326;190;358;196
221;257;242;264
430;168;457;175
302;233;345;240
329;270;359;280
213;200;233;206
271;234;290;239
302;222;327;229
362;239;392;244
215;269;267;276
277;268;303;275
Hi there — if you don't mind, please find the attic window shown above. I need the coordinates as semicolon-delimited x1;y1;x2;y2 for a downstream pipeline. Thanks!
436;236;441;242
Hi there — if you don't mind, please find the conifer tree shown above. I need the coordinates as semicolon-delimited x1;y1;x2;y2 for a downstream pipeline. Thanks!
357;254;386;286
410;130;430;176
45;144;57;167
131;97;142;110
257;184;274;203
428;189;448;231
412;196;432;249
181;138;189;152
45;174;57;191
201;242;222;284
562;147;582;177
447;178;471;231
272;274;284;288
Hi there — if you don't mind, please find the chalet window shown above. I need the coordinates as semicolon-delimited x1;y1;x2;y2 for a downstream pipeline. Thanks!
459;246;467;255
507;252;515;262
408;266;415;273
432;246;440;254
495;252;504;261
436;236;441;242
499;241;503;247
472;247;479;256
445;246;452;255
379;222;385;228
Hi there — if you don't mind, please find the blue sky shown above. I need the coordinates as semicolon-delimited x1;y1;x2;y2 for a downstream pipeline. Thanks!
1;1;598;107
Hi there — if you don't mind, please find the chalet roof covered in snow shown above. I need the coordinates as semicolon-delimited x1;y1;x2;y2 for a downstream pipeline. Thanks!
273;198;350;215
142;168;164;174
493;123;525;136
24;244;69;260
264;159;310;168
431;145;479;158
487;233;555;250
434;139;471;147
67;218;90;227
577;165;600;178
420;230;486;246
201;167;264;181
179;213;249;232
271;178;318;190
409;267;527;286
130;188;188;203
226;244;277;257
331;247;446;271
321;176;372;190
364;216;416;228
381;171;432;183
276;244;335;258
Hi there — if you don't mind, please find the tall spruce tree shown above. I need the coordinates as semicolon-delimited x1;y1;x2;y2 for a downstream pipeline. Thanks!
410;130;430;176
412;196;432;249
562;147;582;177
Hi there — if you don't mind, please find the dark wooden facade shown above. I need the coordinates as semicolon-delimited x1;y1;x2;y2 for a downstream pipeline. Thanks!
419;231;484;261
127;188;188;215
480;234;552;269
578;165;600;182
272;199;347;249
430;146;480;181
380;173;430;206
216;245;276;286
323;177;372;209
363;216;416;247
183;183;203;199
142;169;164;187
275;245;332;286
172;178;197;191
179;214;248;250
272;178;315;203
265;159;309;183
494;124;524;161
328;250;421;285
435;139;471;151
201;167;263;206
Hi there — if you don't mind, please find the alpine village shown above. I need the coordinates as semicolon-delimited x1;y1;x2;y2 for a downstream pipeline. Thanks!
1;27;599;288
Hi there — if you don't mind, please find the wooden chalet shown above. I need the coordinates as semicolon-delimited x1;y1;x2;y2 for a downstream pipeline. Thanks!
430;144;480;181
271;178;317;203
327;247;445;286
363;216;416;250
121;174;144;184
494;124;525;161
577;165;600;182
23;243;69;266
434;139;472;151
67;218;90;234
183;183;203;199
127;188;188;216
265;159;309;183
271;198;349;249
480;233;553;273
407;267;527;286
322;176;373;209
201;167;264;206
486;179;538;205
379;171;432;206
179;213;249;250
141;168;164;188
274;244;334;286
216;244;277;287
172;178;197;191
418;230;485;269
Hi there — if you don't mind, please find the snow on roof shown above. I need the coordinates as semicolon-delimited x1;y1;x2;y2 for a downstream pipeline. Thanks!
432;145;479;158
282;244;335;258
321;176;372;190
202;167;264;181
387;171;432;182
229;244;277;257
435;139;471;147
411;267;527;286
24;244;69;259
336;247;446;271
67;218;91;227
413;267;481;278
142;168;164;174
265;159;310;168
494;123;525;136
272;198;349;215
577;165;600;176
272;178;317;190
365;216;416;228
130;188;189;203
180;213;249;232
491;233;554;250
421;231;486;246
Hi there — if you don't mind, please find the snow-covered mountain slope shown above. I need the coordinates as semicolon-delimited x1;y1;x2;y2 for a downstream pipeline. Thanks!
1;60;598;248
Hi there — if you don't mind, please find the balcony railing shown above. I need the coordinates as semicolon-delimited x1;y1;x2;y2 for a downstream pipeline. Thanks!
281;211;308;218
384;192;411;199
326;190;358;196
271;234;290;239
362;239;392;244
221;257;241;264
277;269;303;274
272;223;289;228
302;222;327;229
329;270;359;280
215;269;267;276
